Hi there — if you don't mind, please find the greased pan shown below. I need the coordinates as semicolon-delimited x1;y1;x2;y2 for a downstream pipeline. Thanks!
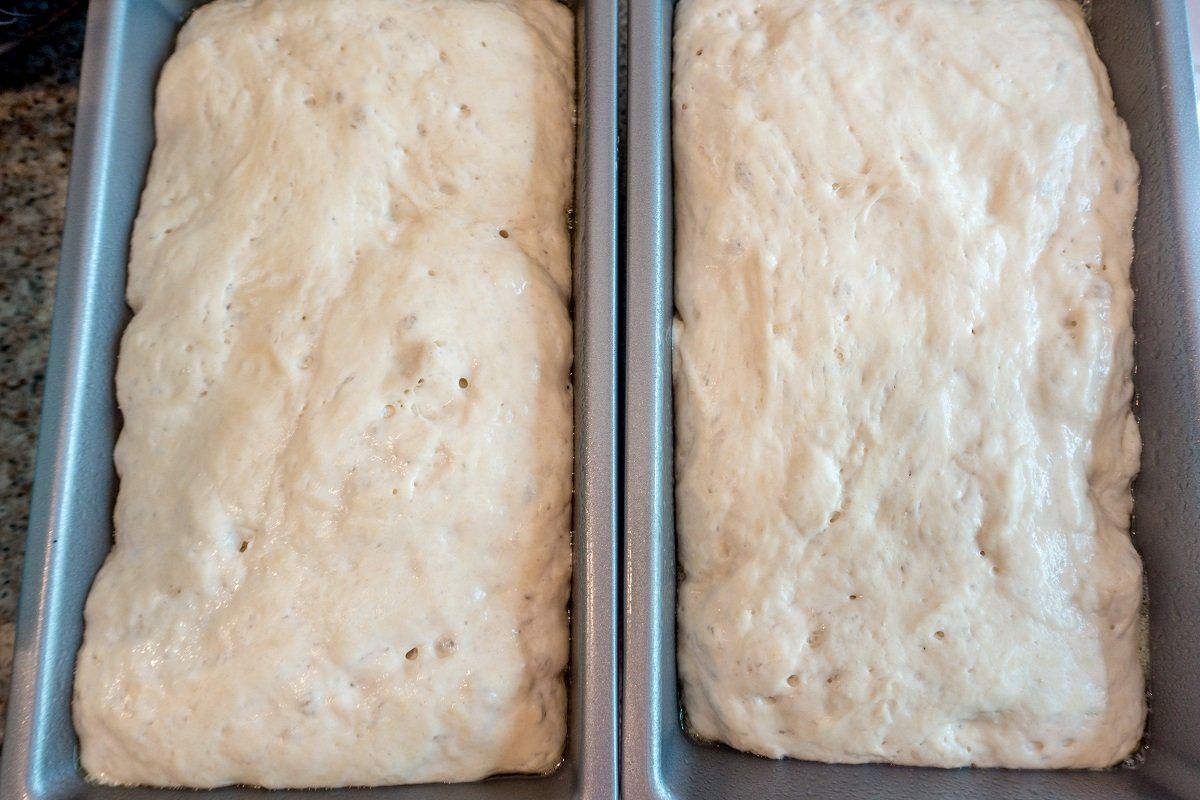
0;0;619;797
623;1;1200;798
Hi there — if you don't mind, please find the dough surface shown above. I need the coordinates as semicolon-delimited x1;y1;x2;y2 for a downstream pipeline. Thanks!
73;0;574;787
673;0;1143;769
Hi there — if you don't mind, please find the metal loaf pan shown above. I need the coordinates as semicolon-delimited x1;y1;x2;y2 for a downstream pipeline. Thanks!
623;1;1200;798
0;0;618;797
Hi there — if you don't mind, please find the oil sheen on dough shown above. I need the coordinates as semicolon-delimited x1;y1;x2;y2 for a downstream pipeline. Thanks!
73;0;574;787
673;0;1143;769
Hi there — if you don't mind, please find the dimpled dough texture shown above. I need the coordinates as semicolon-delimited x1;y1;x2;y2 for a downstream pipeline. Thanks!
73;0;574;788
673;0;1144;770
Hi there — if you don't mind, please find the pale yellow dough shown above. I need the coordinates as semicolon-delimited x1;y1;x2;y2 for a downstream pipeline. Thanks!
673;0;1144;769
73;0;574;787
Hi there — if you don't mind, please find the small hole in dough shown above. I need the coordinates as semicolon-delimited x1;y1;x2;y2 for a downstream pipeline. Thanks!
406;647;419;661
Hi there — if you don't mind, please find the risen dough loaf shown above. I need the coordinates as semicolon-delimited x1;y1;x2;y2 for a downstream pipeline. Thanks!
674;0;1143;769
73;0;574;787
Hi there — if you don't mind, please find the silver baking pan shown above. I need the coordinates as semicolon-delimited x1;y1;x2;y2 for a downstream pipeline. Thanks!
0;0;618;797
623;1;1200;798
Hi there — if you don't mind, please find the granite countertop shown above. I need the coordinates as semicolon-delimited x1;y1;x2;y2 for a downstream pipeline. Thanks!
0;0;1196;752
0;3;87;738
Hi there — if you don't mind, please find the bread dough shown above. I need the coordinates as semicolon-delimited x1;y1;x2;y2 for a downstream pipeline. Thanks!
73;0;574;787
673;0;1143;769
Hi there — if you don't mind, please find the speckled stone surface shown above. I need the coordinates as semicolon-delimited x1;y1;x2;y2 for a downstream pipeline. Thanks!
0;3;86;742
